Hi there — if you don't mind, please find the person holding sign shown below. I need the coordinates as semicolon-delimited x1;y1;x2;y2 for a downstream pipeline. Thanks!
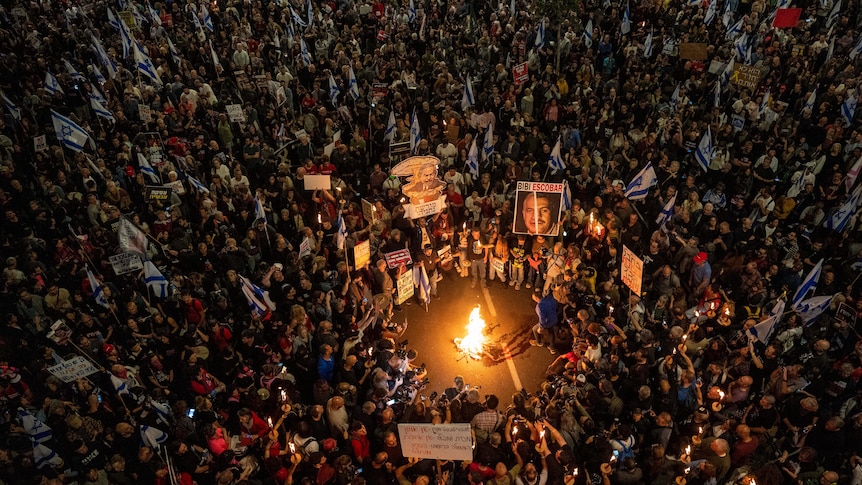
518;192;561;236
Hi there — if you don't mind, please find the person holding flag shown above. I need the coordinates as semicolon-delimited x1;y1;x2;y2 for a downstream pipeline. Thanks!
624;163;657;200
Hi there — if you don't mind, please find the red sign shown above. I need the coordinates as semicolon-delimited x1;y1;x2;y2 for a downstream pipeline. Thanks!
372;83;389;102
773;8;802;28
385;249;413;269
377;30;388;41
512;62;529;85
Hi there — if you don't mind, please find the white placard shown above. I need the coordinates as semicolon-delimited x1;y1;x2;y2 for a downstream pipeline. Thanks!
299;237;311;258
398;423;473;461
404;195;447;219
34;135;47;153
139;105;152;122
304;174;331;191
621;245;643;296
226;104;245;122
48;356;100;383
396;270;414;304
109;252;143;275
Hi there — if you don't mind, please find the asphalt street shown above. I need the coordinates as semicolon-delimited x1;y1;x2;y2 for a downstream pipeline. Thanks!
399;270;557;402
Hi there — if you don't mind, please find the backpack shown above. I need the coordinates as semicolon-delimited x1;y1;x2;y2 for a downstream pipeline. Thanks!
612;436;635;461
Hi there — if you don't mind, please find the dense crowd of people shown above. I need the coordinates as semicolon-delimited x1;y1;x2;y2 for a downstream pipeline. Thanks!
1;0;862;483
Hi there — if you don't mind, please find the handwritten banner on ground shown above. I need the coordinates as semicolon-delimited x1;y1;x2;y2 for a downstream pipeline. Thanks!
679;43;708;60
385;249;413;269
304;174;331;191
353;240;370;268
512;62;529;85
733;65;761;90
109;252;143;275
48;356;100;383
621;245;643;296
396;270;414;304
398;423;473;461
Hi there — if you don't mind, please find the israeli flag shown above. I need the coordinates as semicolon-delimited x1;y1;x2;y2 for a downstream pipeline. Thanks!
851;35;862;60
89;84;107;104
483;124;495;159
117;14;134;58
143;260;169;298
254;195;267;222
704;0;716;25
726;17;743;40
64;60;85;82
385;111;397;143
656;193;677;227
734;32;749;60
714;80;721;108
824;187;861;233
721;57;735;87
33;443;63;469
87;266;110;308
290;6;307;27
210;40;220;71
414;264;431;304
337;213;347;250
190;7;202;30
410;109;421;153
466;138;479;178
842;92;857;127
140;425;169;448
133;42;162;86
583;20;593;48
669;84;681;112
107;6;121;30
549;136;565;172
748;299;785;344
722;1;734;27
562;180;572;210
308;0;315;26
792;259;822;307
149;398;172;426
621;3;631;34
461;75;475;111
18;408;53;443
201;4;214;31
759;89;771;116
167;36;182;66
187;173;210;193
329;72;340;107
89;63;106;85
804;87;817;112
643;29;654;57
409;0;416;22
138;153;160;183
90;97;115;123
1;92;21;121
149;4;162;25
52;110;91;152
826;0;841;29
794;294;834;324
239;275;273;315
536;18;546;49
300;37;313;66
694;126;713;172
348;66;360;100
44;72;64;96
91;35;118;79
624;163;657;200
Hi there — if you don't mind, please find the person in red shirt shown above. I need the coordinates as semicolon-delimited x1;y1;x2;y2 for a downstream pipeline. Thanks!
181;291;206;326
348;421;372;466
318;156;337;175
238;408;271;447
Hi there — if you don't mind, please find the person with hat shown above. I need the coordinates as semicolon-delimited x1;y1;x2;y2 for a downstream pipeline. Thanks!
688;251;711;303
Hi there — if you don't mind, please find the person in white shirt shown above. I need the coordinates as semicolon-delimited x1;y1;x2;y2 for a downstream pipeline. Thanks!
443;166;465;194
436;140;458;167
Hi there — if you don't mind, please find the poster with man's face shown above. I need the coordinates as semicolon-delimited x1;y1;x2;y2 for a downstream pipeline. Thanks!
513;182;564;236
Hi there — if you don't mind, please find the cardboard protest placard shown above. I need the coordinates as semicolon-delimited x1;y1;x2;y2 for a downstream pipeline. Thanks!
304;174;331;191
679;43;708;60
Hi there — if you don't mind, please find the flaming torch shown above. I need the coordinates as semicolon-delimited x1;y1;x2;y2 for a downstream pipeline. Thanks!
455;306;487;360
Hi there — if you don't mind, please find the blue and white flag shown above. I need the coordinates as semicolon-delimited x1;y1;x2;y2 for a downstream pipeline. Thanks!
466;138;479;178
140;425;169;448
149;398;172;426
759;89;771;116
734;32;749;60
89;84;107;105
851;35;862;60
52;110;91;152
794;294;834;324
792;259;822;307
726;17;743;40
385;111;397;143
824;188;861;233
209;40;220;72
643;29;654;57
328;72;340;107
1;92;21;121
64;60;85;82
656;193;677;227
483;124;495;159
461;75;475;111
143;260;168;298
410;109;421;153
149;4;162;25
107;6;121;30
722;0;734;27
336;212;347;251
201;4;214;31
624;163;657;200
307;0;315;26
704;0;717;25
90;97;115;123
721;57;735;87
536;18;546;49
87;266;110;308
91;35;118;79
694;126;713;172
187;173;209;193
562;180;572;210
239;275;271;316
826;0;841;29
133;42;162;86
254;195;267;222
117;13;134;58
804;87;817;112
190;6;202;30
669;84;681;112
842;92;857;127
90;63;106;85
18;408;53;443
409;0;416;22
748;299;785;344
714;80;721;108
549;137;565;172
137;153;160;184
414;264;431;305
45;72;63;96
33;443;63;469
621;2;631;34
300;37;313;66
290;6;307;27
583;20;593;48
167;36;182;66
348;66;360;100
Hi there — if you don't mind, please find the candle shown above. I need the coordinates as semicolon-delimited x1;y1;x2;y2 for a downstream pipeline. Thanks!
718;390;725;401
698;426;703;435
512;426;519;435
318;214;322;224
281;390;287;402
289;442;295;454
463;222;467;231
267;416;273;427
573;468;578;477
685;445;691;455
540;430;545;440
684;467;691;475
724;308;731;316
750;479;757;485
682;334;688;342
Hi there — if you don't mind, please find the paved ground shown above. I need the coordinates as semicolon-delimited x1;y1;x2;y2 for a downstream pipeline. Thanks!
398;270;557;402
